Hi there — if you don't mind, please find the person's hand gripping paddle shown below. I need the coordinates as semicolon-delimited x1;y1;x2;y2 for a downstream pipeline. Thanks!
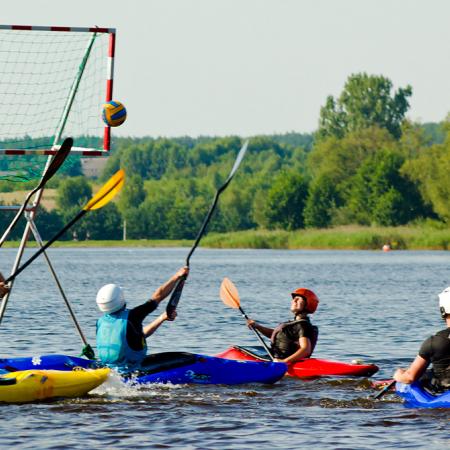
372;380;396;400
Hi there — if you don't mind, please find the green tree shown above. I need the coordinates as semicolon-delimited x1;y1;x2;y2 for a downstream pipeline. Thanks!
78;203;122;240
306;127;396;222
61;155;82;177
308;127;395;180
121;205;150;239
304;174;341;228
120;144;152;179
318;73;412;140
218;185;256;231
117;174;146;214
0;201;20;240
261;170;308;230
371;188;405;226
398;121;435;159
347;149;428;226
58;205;82;240
165;197;199;239
421;122;447;145
402;125;450;220
59;203;122;240
34;208;64;240
56;176;92;210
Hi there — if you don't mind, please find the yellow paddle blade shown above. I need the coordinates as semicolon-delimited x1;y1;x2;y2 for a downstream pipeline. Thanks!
83;169;125;211
220;277;240;309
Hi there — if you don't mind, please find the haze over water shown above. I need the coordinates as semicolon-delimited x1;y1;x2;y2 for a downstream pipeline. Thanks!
0;248;449;449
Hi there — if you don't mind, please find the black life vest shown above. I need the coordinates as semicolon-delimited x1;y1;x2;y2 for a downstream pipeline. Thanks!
270;318;318;359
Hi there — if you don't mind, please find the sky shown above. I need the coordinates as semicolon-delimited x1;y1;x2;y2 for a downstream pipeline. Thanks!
3;0;450;138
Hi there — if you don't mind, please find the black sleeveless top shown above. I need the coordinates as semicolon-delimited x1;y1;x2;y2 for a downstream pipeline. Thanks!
419;327;450;389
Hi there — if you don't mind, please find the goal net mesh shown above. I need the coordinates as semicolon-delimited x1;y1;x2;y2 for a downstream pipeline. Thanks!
0;27;112;154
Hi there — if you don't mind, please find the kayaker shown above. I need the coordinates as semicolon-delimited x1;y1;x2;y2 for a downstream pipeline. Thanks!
246;288;319;363
95;266;189;373
393;287;450;392
0;272;9;297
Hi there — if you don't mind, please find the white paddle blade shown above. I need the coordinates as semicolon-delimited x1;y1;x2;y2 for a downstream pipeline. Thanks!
225;140;248;183
220;277;240;309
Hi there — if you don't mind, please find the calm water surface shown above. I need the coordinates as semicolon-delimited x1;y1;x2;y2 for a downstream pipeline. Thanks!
0;248;449;449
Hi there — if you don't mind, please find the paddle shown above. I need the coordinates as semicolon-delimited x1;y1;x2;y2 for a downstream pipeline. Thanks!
220;277;275;361
0;137;73;247
166;140;249;316
373;379;396;399
3;169;125;285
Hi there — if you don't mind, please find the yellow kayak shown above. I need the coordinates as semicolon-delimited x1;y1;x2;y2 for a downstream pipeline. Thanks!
0;368;110;403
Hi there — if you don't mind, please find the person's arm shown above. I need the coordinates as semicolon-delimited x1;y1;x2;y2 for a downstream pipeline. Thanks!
151;266;189;304
393;355;429;384
246;319;274;339
276;336;311;363
0;272;9;297
143;311;177;337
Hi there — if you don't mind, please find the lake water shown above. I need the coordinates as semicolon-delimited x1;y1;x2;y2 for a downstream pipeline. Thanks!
0;248;449;449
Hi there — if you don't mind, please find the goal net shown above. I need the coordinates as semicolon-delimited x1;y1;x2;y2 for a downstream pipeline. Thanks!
0;25;116;156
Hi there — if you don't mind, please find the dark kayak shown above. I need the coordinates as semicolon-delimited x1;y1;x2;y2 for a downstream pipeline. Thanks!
216;346;379;378
396;382;450;408
0;352;287;385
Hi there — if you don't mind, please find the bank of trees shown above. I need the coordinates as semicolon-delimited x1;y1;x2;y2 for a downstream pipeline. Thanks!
2;72;450;241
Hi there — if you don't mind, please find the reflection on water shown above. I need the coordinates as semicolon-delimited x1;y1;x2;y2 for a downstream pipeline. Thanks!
0;248;449;449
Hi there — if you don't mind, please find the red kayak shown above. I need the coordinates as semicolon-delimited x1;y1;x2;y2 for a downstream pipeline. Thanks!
216;346;379;378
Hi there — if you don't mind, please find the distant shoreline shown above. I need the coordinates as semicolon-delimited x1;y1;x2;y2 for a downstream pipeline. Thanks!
3;226;450;250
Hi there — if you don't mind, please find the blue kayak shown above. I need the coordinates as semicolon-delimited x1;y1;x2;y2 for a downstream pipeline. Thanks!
396;382;450;408
0;352;287;385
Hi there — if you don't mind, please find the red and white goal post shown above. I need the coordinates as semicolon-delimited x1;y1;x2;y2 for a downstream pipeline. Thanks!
0;24;116;156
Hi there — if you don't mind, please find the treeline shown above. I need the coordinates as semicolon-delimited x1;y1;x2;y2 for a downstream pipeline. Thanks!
1;72;450;241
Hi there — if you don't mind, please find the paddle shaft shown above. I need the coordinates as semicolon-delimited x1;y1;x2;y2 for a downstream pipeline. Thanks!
373;380;396;399
166;189;222;311
236;305;275;361
167;141;249;314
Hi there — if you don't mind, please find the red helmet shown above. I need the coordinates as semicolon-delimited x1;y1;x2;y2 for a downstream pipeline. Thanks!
291;288;319;314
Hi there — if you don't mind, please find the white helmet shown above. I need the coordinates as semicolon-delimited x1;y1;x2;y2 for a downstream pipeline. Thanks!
438;287;450;318
96;284;125;314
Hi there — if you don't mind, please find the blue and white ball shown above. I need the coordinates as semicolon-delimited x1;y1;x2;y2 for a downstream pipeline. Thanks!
102;100;127;127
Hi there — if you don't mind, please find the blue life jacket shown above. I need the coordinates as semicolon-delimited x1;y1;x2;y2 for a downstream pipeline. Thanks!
96;308;147;372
